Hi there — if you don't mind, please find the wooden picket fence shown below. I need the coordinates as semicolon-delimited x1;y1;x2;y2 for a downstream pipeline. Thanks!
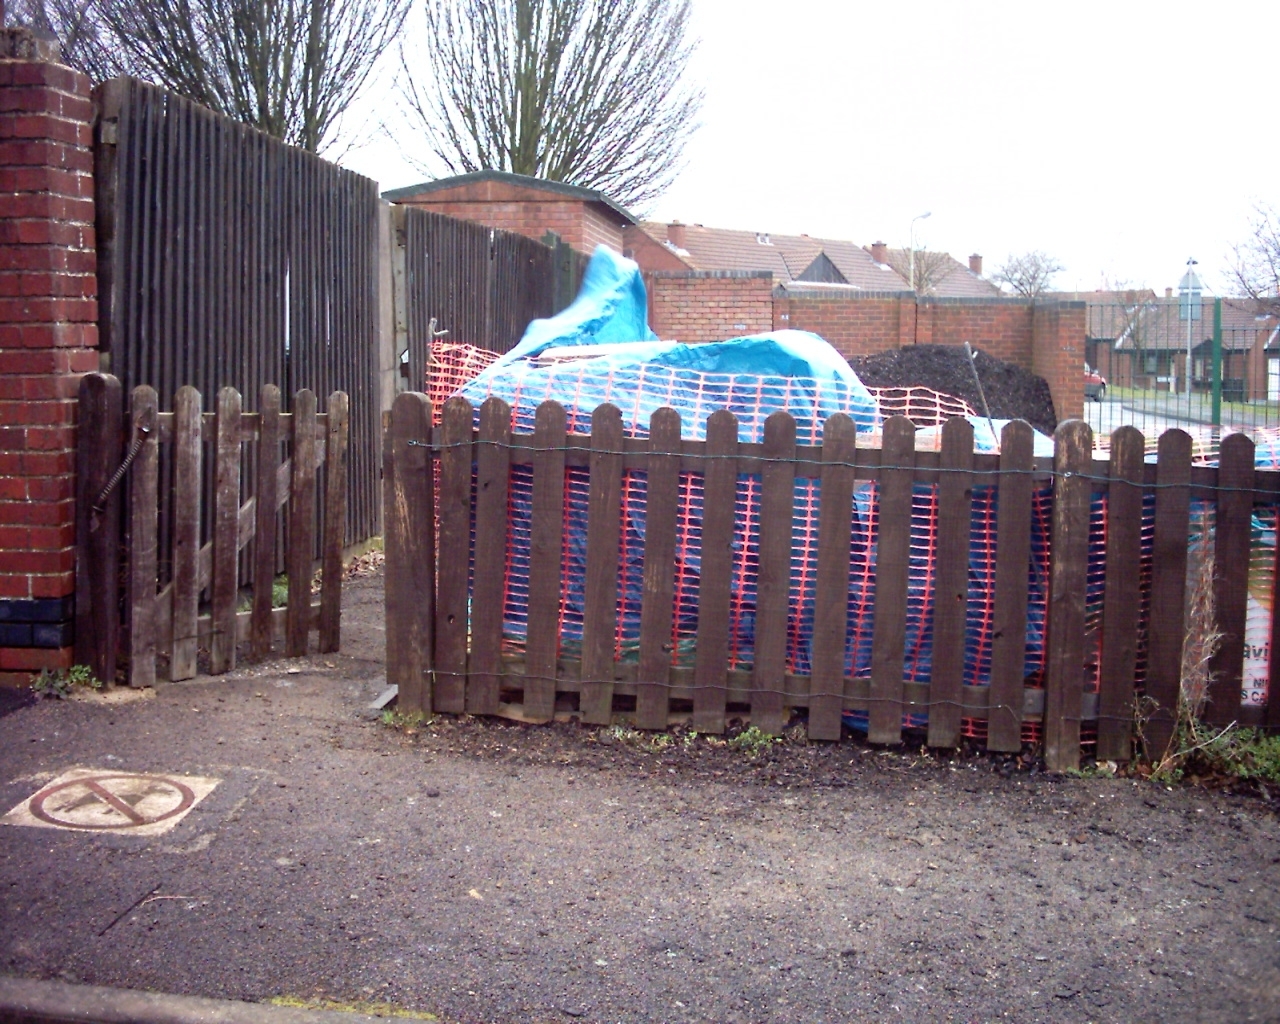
383;392;1280;771
75;374;349;688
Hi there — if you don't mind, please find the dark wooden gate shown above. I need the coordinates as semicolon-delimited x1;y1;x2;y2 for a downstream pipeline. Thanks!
76;374;349;687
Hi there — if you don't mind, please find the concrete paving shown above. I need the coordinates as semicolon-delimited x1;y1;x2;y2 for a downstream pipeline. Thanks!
0;975;385;1023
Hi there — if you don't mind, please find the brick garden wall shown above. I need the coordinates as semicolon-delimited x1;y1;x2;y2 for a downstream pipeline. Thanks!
0;31;97;683
645;271;774;343
649;275;1085;422
916;298;1036;365
773;289;914;356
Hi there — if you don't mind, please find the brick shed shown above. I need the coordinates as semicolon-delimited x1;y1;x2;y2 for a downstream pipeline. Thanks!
382;170;637;254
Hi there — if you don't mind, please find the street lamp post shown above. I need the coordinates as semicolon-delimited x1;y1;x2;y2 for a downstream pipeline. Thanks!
1180;257;1201;398
909;211;931;292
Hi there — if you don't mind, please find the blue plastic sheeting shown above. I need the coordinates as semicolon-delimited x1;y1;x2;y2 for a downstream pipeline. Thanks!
460;246;881;440
487;243;658;360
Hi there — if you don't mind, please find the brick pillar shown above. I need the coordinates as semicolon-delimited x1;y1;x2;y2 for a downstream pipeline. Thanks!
0;28;98;684
896;295;915;349
915;298;934;346
772;288;789;332
1031;300;1085;425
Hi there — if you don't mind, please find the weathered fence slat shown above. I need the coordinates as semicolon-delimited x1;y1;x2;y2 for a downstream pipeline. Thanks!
251;385;281;659
75;373;123;687
1271;535;1280;730
434;396;473;713
1146;430;1193;759
751;411;797;736
1097;425;1145;761
467;398;510;715
692;410;739;735
286;389;318;657
127;386;160;688
319;391;349;654
96;78;380;551
927;417;974;749
1207;433;1255;725
170;386;202;680
637;408;682;731
988;420;1035;752
579;404;624;725
1043;420;1094;772
524;401;568;723
384;392;435;712
869;415;915;744
810;413;857;742
210;386;241;674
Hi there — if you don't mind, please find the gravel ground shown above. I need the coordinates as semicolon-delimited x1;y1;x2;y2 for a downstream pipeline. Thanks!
1;571;1278;1023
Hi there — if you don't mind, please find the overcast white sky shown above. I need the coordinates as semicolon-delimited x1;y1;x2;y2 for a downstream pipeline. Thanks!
340;0;1279;296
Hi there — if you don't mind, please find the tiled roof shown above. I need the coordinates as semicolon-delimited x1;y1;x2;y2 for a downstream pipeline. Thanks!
637;223;912;290
637;223;794;280
877;247;1002;298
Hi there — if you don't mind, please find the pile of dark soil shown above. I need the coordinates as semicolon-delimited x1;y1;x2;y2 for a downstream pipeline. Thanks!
849;344;1058;435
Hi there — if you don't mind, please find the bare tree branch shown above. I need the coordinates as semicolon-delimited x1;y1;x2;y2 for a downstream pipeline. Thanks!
883;247;953;295
10;0;408;154
8;0;130;81
1231;204;1280;314
1100;278;1156;363
994;251;1064;298
399;0;703;210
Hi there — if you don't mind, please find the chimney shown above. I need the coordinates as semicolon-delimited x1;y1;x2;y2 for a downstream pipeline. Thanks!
1165;287;1173;298
666;220;686;249
870;240;888;264
969;253;983;276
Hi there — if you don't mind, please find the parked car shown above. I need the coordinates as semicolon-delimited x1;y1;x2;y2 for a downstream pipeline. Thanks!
1085;365;1107;401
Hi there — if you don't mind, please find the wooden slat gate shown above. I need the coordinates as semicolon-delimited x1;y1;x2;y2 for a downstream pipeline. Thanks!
75;374;349;687
384;394;1280;771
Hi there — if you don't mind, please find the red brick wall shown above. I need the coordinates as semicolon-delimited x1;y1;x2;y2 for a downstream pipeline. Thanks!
0;40;98;681
650;281;1085;421
622;224;689;272
581;207;624;253
774;291;915;357
645;272;774;343
916;299;1035;367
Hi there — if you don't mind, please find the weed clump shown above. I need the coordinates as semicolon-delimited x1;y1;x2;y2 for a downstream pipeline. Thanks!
1138;513;1280;789
30;664;102;699
727;724;781;756
380;708;430;734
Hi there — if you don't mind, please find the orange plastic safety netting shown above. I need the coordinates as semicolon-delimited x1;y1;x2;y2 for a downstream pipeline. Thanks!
427;342;500;424
422;342;1274;741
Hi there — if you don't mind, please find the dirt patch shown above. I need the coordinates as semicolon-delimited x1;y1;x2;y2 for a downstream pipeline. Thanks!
63;686;155;705
0;570;1277;1024
850;344;1058;435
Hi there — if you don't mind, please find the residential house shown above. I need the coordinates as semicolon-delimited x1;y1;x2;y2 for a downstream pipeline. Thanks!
624;222;999;298
864;242;1001;298
1060;288;1280;399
